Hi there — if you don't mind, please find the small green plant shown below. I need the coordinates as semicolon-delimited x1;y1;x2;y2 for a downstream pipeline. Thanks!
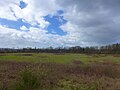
13;70;40;90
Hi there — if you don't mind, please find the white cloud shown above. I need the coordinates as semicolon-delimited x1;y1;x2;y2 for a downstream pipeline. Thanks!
0;0;60;28
20;25;28;30
0;0;20;20
14;0;60;28
57;0;120;46
0;25;61;48
0;0;120;48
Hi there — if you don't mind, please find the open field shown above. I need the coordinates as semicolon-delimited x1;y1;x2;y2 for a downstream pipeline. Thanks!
0;53;120;63
0;53;120;90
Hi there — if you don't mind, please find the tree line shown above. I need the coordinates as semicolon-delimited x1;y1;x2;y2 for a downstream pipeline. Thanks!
0;43;120;54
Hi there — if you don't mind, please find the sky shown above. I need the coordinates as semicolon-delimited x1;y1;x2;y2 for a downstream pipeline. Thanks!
0;0;120;48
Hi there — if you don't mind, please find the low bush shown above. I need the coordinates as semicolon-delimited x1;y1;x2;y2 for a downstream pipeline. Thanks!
12;70;40;90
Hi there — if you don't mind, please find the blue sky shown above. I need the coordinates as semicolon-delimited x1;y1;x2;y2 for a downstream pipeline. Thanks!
0;1;67;35
0;18;31;31
19;1;27;9
0;1;30;31
0;11;67;35
0;0;120;48
44;13;67;35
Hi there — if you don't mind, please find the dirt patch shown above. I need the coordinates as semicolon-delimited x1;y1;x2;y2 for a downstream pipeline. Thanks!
113;54;120;57
72;60;83;65
53;53;65;55
0;53;7;56
93;60;120;66
15;54;33;56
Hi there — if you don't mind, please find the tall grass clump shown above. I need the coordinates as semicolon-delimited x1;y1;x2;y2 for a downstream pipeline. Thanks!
12;70;40;90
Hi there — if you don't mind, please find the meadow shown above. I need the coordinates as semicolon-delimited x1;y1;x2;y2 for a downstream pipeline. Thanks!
0;53;120;63
0;53;120;90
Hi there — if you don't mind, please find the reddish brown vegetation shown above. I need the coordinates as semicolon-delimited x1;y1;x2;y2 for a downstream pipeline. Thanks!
113;54;120;57
0;61;120;90
15;54;33;56
72;60;83;65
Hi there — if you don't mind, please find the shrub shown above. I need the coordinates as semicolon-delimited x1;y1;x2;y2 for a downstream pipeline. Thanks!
12;70;40;90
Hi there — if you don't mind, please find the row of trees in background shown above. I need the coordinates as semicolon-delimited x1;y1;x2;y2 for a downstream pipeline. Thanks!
0;43;120;54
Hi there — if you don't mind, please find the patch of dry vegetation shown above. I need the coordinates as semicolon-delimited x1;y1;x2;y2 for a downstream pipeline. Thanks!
0;61;120;90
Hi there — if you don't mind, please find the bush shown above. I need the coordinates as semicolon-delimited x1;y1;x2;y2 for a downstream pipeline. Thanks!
12;70;40;90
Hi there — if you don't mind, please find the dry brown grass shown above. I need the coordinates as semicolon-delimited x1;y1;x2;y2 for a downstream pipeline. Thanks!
0;61;120;90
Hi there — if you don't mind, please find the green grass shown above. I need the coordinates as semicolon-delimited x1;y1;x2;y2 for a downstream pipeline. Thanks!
0;53;120;64
0;53;120;90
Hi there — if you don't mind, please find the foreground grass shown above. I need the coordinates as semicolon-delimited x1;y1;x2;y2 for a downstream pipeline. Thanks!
0;53;120;90
0;61;120;90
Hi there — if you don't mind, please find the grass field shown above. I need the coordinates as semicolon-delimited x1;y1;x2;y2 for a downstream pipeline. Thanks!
0;53;120;63
0;53;120;90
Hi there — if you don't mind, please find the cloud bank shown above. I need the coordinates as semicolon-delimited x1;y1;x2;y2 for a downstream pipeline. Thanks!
0;0;120;48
